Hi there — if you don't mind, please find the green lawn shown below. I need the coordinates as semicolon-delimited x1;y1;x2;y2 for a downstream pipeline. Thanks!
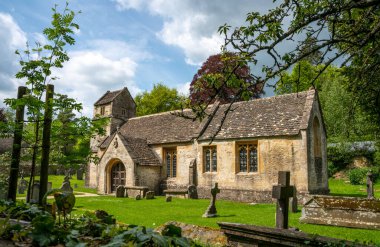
17;175;97;198
329;178;380;198
74;196;380;244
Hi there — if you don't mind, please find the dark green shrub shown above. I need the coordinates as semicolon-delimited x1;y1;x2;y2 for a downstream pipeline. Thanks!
348;168;368;185
327;142;376;177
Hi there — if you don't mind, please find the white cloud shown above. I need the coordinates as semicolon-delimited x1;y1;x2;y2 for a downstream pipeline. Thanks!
54;41;143;116
176;81;190;96
0;12;27;104
113;0;273;66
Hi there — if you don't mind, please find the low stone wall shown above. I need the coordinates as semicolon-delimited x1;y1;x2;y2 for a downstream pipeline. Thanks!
300;195;380;230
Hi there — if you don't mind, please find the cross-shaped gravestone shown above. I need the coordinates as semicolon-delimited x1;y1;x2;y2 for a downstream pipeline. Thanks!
367;171;375;199
203;182;220;218
272;171;294;229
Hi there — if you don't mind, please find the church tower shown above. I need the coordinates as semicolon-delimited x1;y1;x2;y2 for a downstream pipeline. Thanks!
90;87;136;152
86;87;136;188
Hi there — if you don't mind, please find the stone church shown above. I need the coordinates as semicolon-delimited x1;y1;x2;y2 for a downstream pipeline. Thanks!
86;87;329;202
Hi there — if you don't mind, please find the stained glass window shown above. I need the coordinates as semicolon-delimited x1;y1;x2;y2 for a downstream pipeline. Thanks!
165;149;177;177
203;146;217;172
238;143;258;173
239;146;247;172
212;148;217;172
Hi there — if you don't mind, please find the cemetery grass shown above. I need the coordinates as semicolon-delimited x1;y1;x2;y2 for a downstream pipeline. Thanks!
74;196;380;244
17;175;97;198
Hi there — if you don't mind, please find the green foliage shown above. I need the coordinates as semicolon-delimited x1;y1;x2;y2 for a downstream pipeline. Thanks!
135;83;187;116
349;167;379;185
348;168;369;185
327;143;375;176
105;225;192;247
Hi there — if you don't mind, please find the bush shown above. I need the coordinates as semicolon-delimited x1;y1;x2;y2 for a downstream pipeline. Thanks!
348;167;380;185
348;168;368;185
327;142;376;177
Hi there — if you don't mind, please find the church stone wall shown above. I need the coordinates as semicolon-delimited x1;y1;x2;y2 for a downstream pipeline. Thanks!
136;166;162;195
196;136;308;203
97;135;135;194
151;144;196;190
307;99;329;194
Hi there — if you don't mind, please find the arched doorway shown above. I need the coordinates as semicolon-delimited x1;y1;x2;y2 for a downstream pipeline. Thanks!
110;162;126;192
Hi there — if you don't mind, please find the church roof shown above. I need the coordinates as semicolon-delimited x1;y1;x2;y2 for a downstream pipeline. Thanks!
117;90;315;144
119;109;201;144
198;90;314;141
94;89;123;106
119;135;161;166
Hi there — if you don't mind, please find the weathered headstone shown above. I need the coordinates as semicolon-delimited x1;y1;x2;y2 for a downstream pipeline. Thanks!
188;185;198;199
166;196;172;202
202;182;220;218
47;182;52;192
272;171;294;229
31;181;40;203
76;168;84;180
367;171;374;199
146;191;155;199
189;159;196;185
74;183;78;189
135;194;141;200
116;185;125;198
290;187;298;213
60;175;73;193
18;178;28;194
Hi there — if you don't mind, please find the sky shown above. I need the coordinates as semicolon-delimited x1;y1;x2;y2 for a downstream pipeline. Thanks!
0;0;275;117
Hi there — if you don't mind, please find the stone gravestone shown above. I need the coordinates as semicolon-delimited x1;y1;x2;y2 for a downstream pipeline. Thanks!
188;185;198;199
146;191;155;199
202;183;220;218
367;171;374;199
47;182;52;192
272;171;294;229
60;175;73;193
289;187;298;213
166;196;172;202
31;181;40;203
18;178;28;194
76;168;84;180
116;185;125;198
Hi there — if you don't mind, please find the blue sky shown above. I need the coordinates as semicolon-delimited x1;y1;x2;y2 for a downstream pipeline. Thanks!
0;0;274;116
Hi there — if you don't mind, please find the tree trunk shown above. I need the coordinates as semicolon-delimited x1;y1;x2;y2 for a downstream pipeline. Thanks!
39;84;54;205
7;86;27;202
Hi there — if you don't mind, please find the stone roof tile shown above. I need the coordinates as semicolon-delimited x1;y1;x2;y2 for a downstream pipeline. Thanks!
94;89;122;106
118;135;161;166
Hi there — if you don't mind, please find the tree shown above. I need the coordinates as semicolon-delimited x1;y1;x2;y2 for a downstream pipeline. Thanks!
134;83;187;116
276;61;379;140
189;52;264;107
4;2;83;203
208;0;380;130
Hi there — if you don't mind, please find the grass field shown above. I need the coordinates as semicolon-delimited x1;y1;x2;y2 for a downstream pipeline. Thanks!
73;196;379;244
69;178;380;244
16;175;380;244
17;175;97;198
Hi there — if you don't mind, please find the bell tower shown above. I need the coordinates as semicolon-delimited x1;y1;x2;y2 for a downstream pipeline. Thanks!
91;87;136;148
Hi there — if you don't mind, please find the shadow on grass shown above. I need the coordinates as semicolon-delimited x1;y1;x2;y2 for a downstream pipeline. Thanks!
329;193;366;198
216;214;236;218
